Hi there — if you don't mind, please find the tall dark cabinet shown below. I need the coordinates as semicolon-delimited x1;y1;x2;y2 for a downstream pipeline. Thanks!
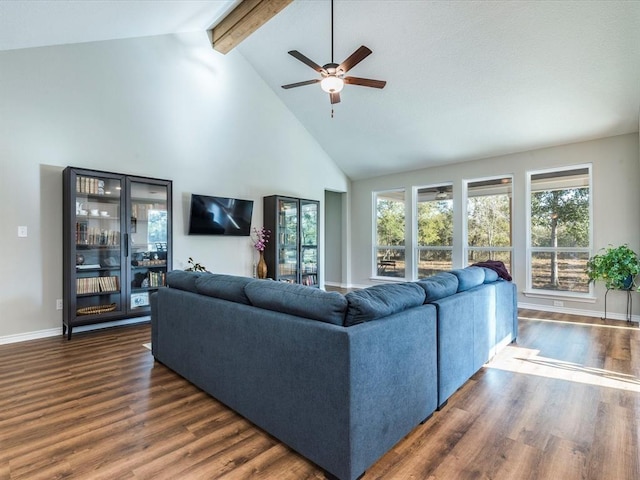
263;195;319;286
63;167;172;339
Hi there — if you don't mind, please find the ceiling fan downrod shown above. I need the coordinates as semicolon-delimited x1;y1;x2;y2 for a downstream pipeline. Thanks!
330;0;334;63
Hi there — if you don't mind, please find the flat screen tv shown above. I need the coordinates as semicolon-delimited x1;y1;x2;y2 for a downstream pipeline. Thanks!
188;194;253;236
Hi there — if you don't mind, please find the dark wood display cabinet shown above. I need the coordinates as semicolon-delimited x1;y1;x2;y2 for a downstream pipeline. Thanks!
63;167;172;339
263;195;319;286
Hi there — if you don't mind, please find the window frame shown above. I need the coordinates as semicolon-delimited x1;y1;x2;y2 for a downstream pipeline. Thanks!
372;188;407;280
413;183;454;279
463;175;514;273
525;164;593;298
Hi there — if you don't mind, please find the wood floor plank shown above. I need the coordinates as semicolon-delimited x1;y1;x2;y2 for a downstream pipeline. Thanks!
0;314;639;479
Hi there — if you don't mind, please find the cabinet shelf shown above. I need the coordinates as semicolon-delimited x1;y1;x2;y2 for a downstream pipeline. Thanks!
131;286;162;293
76;266;121;272
77;291;120;298
76;244;121;250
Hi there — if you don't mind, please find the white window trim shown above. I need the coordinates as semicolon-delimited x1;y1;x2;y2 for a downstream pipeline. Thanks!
463;175;514;271
372;188;407;280
413;182;453;280
525;163;593;296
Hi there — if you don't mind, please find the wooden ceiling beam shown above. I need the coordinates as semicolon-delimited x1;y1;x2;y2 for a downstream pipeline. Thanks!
209;0;293;54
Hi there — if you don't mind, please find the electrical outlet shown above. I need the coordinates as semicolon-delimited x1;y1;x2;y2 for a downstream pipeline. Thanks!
553;300;563;307
18;226;28;237
56;299;63;310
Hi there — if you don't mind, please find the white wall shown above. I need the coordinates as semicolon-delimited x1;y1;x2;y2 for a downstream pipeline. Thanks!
0;32;348;340
350;133;640;320
324;190;343;286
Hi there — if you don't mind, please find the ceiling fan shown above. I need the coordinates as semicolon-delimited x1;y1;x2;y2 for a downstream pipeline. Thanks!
435;188;450;200
281;0;386;105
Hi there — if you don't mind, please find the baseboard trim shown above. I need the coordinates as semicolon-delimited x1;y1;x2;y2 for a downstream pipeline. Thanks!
518;302;639;324
0;317;150;346
0;328;62;345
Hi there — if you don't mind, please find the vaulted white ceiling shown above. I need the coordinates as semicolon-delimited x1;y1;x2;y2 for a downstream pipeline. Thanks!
2;0;639;180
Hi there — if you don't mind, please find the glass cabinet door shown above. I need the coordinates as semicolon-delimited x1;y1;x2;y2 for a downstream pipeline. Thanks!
73;173;124;316
300;200;318;286
128;180;169;311
277;198;299;283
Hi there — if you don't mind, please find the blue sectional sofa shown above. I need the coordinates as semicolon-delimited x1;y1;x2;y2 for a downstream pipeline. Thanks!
418;267;518;407
151;266;517;480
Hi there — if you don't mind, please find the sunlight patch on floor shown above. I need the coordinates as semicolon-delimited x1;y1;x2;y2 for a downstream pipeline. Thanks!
142;342;151;350
487;344;640;392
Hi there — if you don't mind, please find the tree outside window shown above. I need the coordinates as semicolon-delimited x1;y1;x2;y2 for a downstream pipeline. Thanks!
528;167;591;294
375;190;405;277
416;185;453;278
147;209;167;248
466;177;512;271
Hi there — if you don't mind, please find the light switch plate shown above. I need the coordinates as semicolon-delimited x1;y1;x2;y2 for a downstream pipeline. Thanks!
18;226;27;237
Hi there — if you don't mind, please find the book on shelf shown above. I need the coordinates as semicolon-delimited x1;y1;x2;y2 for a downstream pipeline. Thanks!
76;276;119;294
302;274;317;286
76;176;105;195
148;271;166;287
75;223;120;246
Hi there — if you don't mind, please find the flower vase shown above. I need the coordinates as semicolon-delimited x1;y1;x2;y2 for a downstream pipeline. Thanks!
257;251;268;279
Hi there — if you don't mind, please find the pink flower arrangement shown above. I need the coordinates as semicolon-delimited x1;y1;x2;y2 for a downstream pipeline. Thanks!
252;226;270;252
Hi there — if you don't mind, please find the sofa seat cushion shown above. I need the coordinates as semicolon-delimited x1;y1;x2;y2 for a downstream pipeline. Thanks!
166;270;206;293
416;272;459;303
196;274;256;305
244;281;347;326
344;282;426;327
450;267;485;292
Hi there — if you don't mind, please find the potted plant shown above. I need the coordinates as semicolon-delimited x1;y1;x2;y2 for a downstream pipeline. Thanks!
185;257;208;272
252;227;270;279
586;244;640;290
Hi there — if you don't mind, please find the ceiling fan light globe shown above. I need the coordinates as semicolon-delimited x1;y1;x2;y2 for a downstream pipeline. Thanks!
320;76;344;93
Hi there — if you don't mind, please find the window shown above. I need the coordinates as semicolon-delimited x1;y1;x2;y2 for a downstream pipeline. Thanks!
527;166;591;294
465;177;512;271
147;209;167;247
374;190;406;278
415;185;453;278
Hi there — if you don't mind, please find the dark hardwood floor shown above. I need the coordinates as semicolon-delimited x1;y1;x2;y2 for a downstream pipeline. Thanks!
1;310;638;479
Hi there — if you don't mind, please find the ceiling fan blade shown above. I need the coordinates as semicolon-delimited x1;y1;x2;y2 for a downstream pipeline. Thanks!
330;92;341;104
281;79;321;89
344;76;387;89
337;46;372;74
288;50;326;73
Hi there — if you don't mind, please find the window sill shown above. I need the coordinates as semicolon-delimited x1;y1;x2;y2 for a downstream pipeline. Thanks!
522;290;596;303
369;276;407;283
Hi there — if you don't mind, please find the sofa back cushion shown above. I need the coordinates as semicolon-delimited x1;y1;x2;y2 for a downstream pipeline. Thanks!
450;267;486;292
344;282;426;327
196;274;256;305
166;270;205;293
244;281;347;326
480;267;499;283
416;272;459;303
